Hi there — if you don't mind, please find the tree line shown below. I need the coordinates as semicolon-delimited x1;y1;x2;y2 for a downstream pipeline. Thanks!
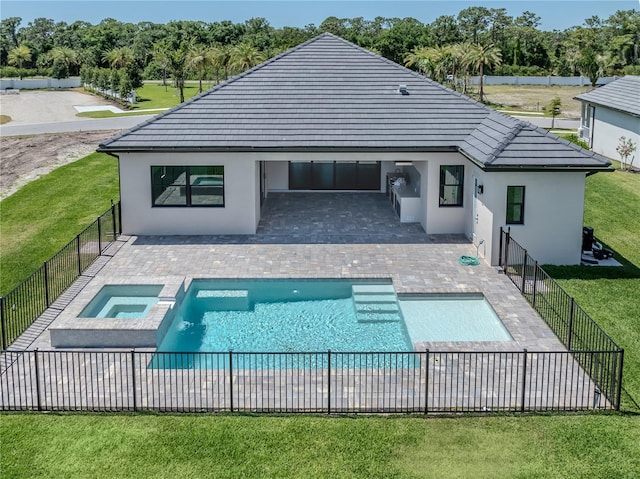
1;8;638;98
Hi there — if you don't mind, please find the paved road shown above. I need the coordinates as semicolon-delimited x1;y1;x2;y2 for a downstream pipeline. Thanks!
0;114;156;136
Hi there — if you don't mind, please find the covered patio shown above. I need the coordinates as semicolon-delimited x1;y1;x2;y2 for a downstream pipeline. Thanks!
256;192;431;244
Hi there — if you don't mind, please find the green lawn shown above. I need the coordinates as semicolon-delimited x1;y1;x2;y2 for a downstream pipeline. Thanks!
1;156;639;477
77;83;204;118
0;153;119;294
1;413;639;479
545;170;640;407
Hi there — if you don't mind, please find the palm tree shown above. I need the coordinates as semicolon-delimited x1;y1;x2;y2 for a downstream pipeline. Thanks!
50;47;79;76
167;43;189;103
152;40;171;89
102;46;135;70
467;43;502;103
229;43;266;73
187;43;212;93
210;45;231;83
7;45;32;78
451;42;473;93
404;46;438;77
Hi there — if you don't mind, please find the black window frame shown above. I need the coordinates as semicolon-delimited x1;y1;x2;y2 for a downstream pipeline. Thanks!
439;165;464;207
506;186;525;225
151;165;225;208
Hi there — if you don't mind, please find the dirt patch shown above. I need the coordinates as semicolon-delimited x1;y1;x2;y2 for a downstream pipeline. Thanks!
0;130;115;199
482;85;591;117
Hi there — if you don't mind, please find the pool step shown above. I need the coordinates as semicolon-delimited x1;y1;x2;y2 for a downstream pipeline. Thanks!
195;289;250;311
352;284;401;322
355;302;399;314
352;284;396;295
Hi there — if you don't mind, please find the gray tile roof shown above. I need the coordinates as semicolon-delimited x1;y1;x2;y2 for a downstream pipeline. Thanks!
575;76;640;117
100;33;611;170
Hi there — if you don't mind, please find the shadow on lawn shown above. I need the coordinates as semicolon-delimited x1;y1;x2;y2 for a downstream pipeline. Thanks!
544;240;640;281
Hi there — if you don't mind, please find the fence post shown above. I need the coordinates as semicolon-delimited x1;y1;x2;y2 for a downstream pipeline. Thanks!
131;349;137;412
34;349;42;411
504;228;510;273
111;199;117;242
521;250;528;293
424;349;429;415
616;350;624;411
568;299;575;350
76;234;82;275
0;296;6;350
97;216;102;254
228;350;234;412
118;201;122;235
532;261;538;309
327;350;331;415
520;349;528;412
43;261;50;307
498;227;503;267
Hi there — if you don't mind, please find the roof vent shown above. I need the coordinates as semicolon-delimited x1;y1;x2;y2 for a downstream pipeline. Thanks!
399;84;409;95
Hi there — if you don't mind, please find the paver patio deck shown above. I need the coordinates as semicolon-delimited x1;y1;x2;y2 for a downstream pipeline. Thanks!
2;193;610;412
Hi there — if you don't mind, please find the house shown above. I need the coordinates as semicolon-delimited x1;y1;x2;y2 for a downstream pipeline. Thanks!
98;33;611;266
575;75;640;162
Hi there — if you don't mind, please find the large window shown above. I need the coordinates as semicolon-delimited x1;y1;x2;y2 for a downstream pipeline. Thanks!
506;186;525;224
439;165;464;206
151;166;224;207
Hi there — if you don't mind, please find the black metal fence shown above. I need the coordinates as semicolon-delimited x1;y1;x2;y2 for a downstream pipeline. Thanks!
0;349;622;413
499;227;624;408
0;202;121;349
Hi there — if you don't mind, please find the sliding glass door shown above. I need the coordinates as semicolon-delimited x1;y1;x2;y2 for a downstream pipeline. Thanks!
289;161;380;190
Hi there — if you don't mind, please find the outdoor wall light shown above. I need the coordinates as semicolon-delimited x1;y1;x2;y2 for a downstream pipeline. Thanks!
477;184;484;194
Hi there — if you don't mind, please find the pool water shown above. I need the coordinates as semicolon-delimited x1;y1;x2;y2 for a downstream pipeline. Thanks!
158;279;412;353
152;280;513;369
399;294;512;342
79;285;162;319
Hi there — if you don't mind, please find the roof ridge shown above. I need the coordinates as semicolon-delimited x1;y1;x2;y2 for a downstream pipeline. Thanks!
484;118;527;164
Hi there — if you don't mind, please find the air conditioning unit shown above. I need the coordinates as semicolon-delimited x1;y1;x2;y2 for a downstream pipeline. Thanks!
578;127;585;138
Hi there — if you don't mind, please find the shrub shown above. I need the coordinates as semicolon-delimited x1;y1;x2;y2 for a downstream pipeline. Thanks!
564;134;590;149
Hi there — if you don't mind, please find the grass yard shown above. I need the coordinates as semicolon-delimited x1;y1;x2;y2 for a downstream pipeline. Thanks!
1;155;639;477
545;170;640;407
482;84;591;117
77;83;204;118
1;413;639;479
0;152;119;294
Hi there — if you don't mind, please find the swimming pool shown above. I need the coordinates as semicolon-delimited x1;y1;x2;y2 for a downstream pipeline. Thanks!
157;279;412;353
399;294;512;342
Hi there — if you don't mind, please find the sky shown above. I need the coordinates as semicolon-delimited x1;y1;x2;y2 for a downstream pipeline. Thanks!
1;0;639;31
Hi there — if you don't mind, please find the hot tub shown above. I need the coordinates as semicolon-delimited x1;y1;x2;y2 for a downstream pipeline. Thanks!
79;285;163;319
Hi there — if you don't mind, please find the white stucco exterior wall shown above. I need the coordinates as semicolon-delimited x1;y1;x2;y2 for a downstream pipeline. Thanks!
118;152;258;235
117;151;591;266
482;171;588;265
421;153;468;235
589;106;640;164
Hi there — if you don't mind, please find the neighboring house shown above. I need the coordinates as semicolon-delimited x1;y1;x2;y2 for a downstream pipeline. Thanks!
575;75;640;163
99;34;611;265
